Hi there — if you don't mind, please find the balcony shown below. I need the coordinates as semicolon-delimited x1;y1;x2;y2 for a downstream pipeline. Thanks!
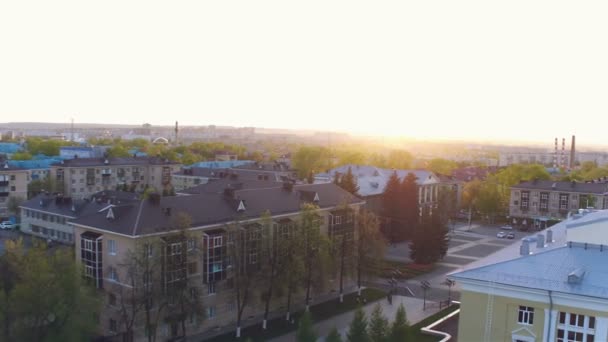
0;181;8;187
0;192;9;197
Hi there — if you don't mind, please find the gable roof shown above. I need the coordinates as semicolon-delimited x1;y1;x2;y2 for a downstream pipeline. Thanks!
315;165;439;197
450;243;608;299
71;183;364;237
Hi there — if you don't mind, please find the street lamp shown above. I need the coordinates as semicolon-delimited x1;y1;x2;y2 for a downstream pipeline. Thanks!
442;279;455;304
420;281;431;310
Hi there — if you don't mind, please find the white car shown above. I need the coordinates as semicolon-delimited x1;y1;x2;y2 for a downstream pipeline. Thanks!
500;225;513;230
497;231;507;238
0;221;16;230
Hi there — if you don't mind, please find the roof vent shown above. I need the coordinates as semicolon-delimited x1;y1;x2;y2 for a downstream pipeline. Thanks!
104;159;109;165
237;200;246;212
3;163;7;169
536;234;545;248
568;268;585;284
520;240;530;256
552;182;557;189
313;192;320;203
106;207;115;220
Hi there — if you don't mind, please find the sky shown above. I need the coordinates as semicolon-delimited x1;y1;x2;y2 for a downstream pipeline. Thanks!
1;1;607;145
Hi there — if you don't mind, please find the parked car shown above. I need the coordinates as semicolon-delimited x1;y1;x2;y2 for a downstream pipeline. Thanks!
500;224;513;230
507;232;515;239
497;231;507;238
0;221;16;230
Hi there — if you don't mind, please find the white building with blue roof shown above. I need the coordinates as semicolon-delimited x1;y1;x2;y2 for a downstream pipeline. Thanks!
450;209;608;342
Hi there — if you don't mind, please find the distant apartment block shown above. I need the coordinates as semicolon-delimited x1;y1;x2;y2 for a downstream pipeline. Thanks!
59;146;109;159
509;180;608;228
50;157;181;198
0;164;28;217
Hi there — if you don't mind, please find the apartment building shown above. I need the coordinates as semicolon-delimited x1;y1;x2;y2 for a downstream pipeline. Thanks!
451;210;608;342
69;182;363;341
50;157;181;198
20;191;139;244
509;180;608;228
0;164;28;217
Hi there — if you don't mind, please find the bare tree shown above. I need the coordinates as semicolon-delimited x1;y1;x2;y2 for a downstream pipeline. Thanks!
355;210;386;296
299;203;330;311
258;211;279;330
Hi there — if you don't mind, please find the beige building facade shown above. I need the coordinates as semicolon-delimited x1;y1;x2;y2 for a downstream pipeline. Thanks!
0;166;28;217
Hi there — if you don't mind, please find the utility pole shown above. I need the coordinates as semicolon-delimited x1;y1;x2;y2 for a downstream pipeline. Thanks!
421;281;431;310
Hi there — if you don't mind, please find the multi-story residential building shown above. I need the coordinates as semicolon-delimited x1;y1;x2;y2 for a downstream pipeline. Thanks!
509;180;608;229
451;209;608;342
0;164;28;218
20;191;139;244
69;182;363;341
50;157;181;198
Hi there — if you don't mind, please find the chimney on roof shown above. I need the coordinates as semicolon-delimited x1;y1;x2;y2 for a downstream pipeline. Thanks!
536;234;545;248
520;240;530;256
568;268;585;284
546;229;553;243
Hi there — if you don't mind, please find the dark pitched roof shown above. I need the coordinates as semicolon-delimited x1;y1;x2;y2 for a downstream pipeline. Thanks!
179;179;283;195
512;180;608;194
21;191;141;217
51;156;180;167
71;183;364;236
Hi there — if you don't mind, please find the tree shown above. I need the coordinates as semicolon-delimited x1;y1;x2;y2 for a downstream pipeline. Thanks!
107;144;131;158
259;211;280;330
0;240;100;341
368;304;389;342
299;203;330;311
338;167;360;195
409;209;449;264
386;150;413;170
329;205;355;303
280;219;304;322
399;172;419;240
426;158;458;176
10;152;32;160
327;327;343;342
226;218;260;338
293;146;332;179
6;197;23;217
347;307;370;342
355;210;386;296
381;171;402;242
389;303;410;342
27;177;57;198
296;311;317;342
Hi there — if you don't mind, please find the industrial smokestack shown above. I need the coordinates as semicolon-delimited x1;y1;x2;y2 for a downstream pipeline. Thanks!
570;135;576;170
554;138;558;169
561;138;566;169
174;121;179;145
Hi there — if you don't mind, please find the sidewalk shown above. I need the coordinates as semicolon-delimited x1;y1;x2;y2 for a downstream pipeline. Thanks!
269;296;437;342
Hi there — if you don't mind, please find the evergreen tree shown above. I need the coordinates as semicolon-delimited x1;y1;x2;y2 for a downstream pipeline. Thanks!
339;166;360;195
389;304;410;342
333;172;341;185
347;307;370;342
307;170;315;184
381;171;403;242
409;209;449;264
326;327;343;342
368;304;389;342
296;311;317;342
399;172;419;241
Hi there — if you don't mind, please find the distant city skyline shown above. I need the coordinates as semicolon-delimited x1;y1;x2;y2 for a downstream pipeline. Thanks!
1;1;607;145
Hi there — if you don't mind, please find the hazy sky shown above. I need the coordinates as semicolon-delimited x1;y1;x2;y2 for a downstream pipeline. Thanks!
1;1;607;145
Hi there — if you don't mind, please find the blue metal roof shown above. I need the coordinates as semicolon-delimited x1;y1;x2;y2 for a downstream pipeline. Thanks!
188;160;254;169
0;143;22;154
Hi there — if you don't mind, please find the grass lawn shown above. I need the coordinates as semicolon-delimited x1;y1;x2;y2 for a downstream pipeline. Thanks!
204;288;387;342
409;304;460;342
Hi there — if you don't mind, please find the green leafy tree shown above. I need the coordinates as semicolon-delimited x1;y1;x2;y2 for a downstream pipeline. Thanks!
338;167;360;195
386;150;413;170
368;304;389;342
300;203;330;311
280;218;304;322
389;304;410;342
347;307;370;342
0;240;100;341
6;197;24;217
355;210;386;296
296;311;317;342
426;158;459;175
106;144;131;158
10;152;32;160
293;146;332;179
27;177;57;198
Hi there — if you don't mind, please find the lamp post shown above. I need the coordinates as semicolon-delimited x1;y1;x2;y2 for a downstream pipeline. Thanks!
420;281;431;310
442;279;455;303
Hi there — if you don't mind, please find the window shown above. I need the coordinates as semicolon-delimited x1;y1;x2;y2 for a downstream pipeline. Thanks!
207;306;216;319
10;175;15;181
249;252;258;264
560;194;570;210
208;282;216;295
108;239;117;255
334;215;342;225
170;242;182;255
187;238;195;251
145;243;153;258
213;236;223;247
109;267;119;282
517;306;534;325
557;312;595;342
109;319;117;333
